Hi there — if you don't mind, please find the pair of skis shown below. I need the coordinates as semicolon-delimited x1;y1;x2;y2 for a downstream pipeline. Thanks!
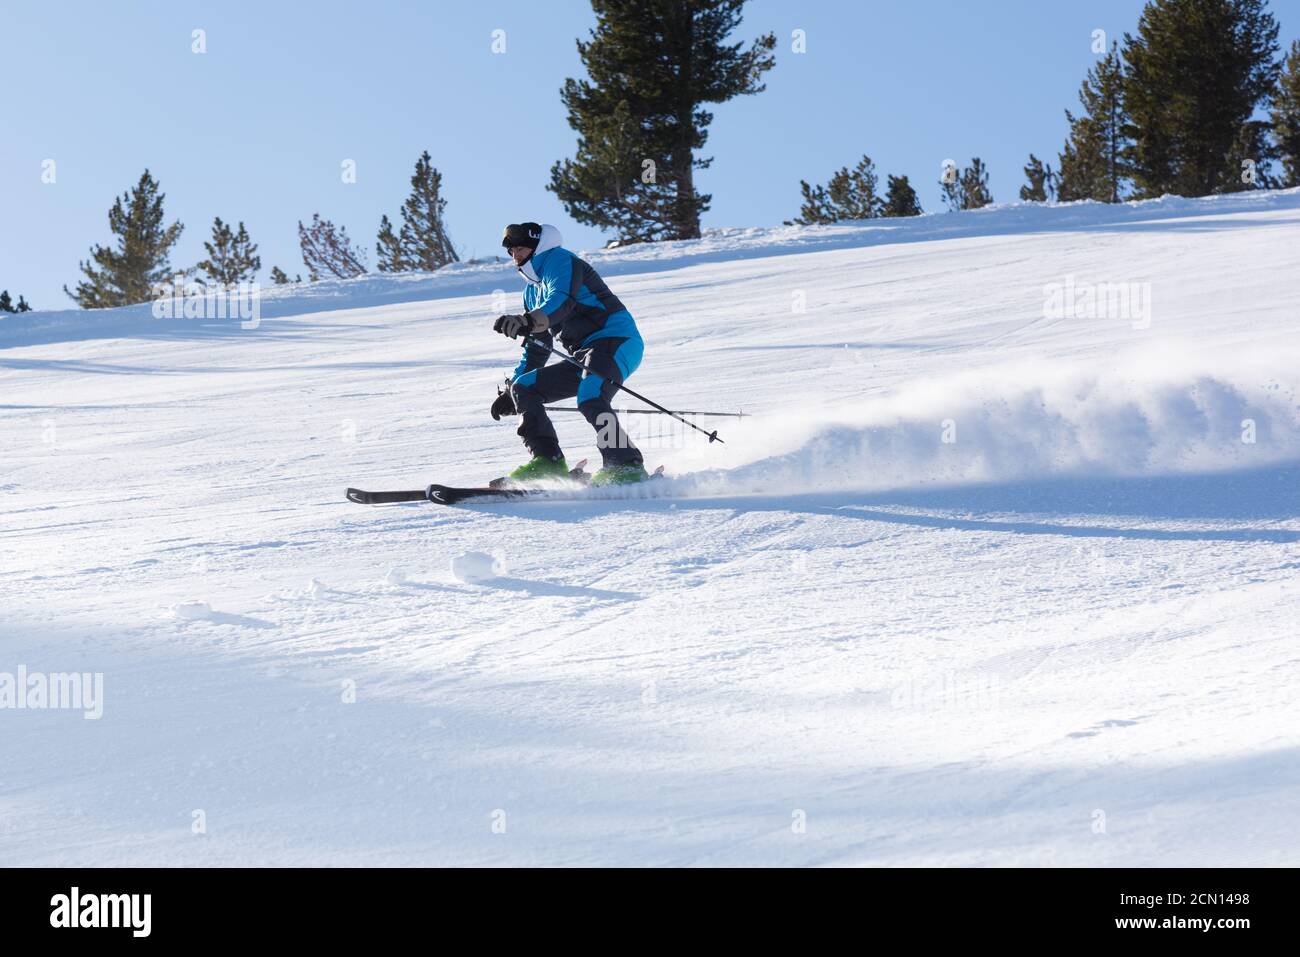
345;485;517;506
345;460;664;506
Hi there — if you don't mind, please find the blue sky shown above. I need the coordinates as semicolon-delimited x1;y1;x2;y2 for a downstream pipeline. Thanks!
3;0;1298;309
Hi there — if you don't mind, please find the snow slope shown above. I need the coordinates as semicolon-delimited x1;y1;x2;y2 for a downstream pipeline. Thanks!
3;192;1299;866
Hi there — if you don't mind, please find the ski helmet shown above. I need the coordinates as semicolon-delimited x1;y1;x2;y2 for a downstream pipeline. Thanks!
501;222;542;251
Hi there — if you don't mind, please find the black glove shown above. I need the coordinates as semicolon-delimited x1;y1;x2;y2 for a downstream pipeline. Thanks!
490;381;517;421
494;314;529;339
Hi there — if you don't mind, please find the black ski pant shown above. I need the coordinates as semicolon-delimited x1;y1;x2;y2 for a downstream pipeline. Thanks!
510;338;643;467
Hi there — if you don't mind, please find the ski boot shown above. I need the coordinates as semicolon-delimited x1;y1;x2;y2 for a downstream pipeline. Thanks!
504;454;570;485
590;462;650;487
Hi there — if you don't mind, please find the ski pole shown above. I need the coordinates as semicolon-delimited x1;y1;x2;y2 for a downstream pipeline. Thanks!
522;335;726;444
544;406;747;418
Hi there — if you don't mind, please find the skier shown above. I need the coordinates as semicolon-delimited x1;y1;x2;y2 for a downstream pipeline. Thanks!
491;222;649;486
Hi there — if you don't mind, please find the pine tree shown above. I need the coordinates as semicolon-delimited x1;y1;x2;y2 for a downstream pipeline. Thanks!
1271;39;1300;188
64;170;183;307
375;215;406;272
549;0;776;243
197;218;261;285
1020;154;1057;202
787;181;832;226
270;266;292;285
1057;112;1105;202
1056;43;1131;202
1223;118;1275;189
1094;43;1131;202
943;158;993;211
961;158;994;209
399;152;457;269
940;165;963;212
1123;0;1280;198
0;291;33;313
881;174;923;217
298;214;367;280
376;154;457;272
556;99;693;241
826;155;883;220
788;155;884;224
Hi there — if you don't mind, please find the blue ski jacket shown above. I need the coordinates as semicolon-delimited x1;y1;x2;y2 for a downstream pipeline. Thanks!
511;224;642;379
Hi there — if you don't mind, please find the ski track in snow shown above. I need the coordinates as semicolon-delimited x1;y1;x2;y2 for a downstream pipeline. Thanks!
2;192;1299;865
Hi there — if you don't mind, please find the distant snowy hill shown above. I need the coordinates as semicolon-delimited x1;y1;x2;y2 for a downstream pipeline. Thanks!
3;190;1299;865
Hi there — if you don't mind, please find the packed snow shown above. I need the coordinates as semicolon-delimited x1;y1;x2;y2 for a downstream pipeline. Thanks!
449;551;505;584
2;191;1299;865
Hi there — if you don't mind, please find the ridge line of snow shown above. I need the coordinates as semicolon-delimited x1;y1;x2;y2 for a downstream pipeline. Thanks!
5;187;1299;348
